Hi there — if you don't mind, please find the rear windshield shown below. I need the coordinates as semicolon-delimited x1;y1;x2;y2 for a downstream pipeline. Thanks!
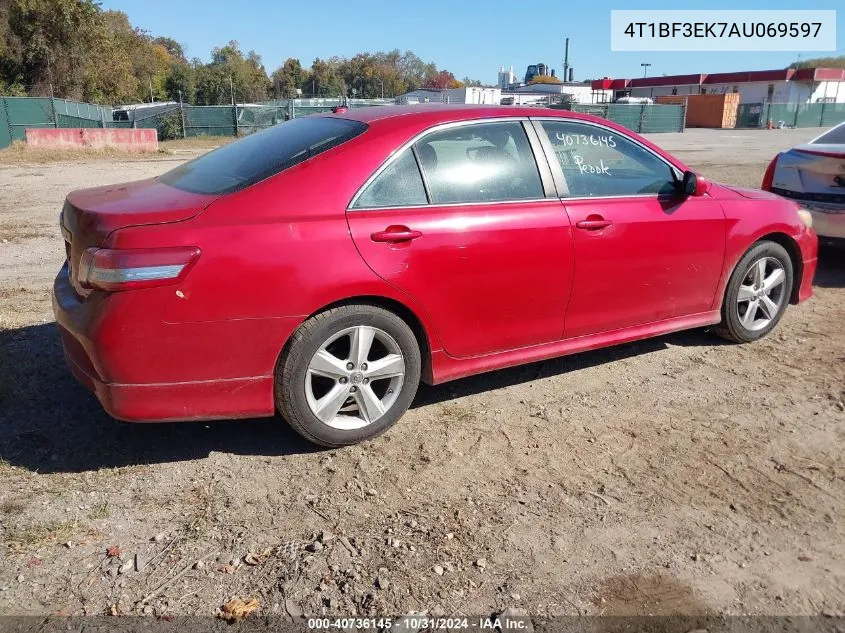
812;122;845;145
159;117;367;195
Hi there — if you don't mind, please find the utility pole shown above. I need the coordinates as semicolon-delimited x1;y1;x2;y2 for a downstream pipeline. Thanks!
563;38;570;84
229;76;238;137
641;63;652;78
149;78;154;103
178;89;186;139
49;83;58;128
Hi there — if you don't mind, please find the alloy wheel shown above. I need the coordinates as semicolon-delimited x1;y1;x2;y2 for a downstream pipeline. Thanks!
304;326;406;430
736;257;787;332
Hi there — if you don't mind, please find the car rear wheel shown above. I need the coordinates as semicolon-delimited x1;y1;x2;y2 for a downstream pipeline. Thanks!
275;304;421;447
713;241;793;343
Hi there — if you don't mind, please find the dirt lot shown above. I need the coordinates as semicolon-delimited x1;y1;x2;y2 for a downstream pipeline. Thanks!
0;128;842;620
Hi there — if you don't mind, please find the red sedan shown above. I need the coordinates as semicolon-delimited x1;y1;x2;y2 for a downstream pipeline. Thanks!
53;105;818;446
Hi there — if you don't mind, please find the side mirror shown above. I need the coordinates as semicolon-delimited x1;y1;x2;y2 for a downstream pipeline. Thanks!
681;170;710;197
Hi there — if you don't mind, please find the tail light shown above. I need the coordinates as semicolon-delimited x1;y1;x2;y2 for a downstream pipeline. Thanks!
78;246;200;292
761;154;779;191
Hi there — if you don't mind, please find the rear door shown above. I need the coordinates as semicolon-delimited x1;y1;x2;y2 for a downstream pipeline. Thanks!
532;118;726;338
347;119;574;358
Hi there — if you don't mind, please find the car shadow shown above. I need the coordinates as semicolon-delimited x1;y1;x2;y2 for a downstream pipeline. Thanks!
815;242;845;289
1;249;841;475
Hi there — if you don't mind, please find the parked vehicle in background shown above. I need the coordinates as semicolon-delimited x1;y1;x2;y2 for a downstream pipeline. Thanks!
763;121;845;243
53;105;818;447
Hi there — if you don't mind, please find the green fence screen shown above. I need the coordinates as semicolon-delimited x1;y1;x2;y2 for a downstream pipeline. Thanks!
559;103;686;133
736;103;845;129
0;97;111;148
4;95;844;150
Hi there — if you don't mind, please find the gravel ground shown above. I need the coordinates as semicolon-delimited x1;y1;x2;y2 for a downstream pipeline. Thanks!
0;128;842;620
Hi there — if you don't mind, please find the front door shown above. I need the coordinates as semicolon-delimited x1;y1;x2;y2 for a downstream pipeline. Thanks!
533;118;726;339
347;119;574;358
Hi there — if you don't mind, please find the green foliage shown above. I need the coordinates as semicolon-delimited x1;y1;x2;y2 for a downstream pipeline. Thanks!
528;74;561;85
0;1;469;104
159;111;183;141
0;79;26;95
272;57;307;98
790;55;845;69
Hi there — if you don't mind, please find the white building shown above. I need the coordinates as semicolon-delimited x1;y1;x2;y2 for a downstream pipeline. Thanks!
396;87;502;105
498;66;516;90
593;67;845;104
502;82;612;105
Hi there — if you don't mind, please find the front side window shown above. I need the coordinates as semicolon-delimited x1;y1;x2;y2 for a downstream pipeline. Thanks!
539;120;677;198
352;148;427;209
414;121;544;204
160;116;367;195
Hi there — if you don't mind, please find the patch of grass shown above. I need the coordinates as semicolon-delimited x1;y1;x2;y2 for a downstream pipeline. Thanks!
183;482;220;540
439;402;476;423
6;520;80;551
0;140;167;165
88;501;110;520
160;135;234;152
0;499;26;516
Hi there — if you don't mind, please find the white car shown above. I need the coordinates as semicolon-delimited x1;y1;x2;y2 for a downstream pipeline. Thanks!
763;121;845;241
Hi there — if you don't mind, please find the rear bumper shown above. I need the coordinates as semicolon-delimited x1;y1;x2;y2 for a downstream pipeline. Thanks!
52;264;297;422
61;347;273;422
803;206;845;240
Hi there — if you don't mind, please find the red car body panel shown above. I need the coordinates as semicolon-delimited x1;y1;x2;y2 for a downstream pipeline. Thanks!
52;105;818;422
347;200;574;357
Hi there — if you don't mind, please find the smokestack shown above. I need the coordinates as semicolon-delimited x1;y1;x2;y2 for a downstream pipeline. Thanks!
568;68;574;82
563;38;570;83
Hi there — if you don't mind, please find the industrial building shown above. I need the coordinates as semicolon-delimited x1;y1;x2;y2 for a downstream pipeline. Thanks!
592;67;845;104
396;86;502;105
501;82;611;105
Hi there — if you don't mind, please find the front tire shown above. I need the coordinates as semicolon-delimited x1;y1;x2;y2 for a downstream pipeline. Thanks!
275;304;421;447
713;240;793;343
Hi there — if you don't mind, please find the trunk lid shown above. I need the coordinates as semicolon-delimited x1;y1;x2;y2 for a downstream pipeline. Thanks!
770;146;845;208
60;178;218;298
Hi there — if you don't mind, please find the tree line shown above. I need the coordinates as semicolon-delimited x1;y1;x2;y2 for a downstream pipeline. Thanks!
0;0;485;105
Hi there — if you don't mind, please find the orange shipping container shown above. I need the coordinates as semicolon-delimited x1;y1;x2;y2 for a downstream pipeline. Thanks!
683;93;740;128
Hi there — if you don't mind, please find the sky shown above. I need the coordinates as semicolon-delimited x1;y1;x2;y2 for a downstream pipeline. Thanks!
99;0;843;83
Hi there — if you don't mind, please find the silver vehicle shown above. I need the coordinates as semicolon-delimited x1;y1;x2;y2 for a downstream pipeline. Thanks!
763;121;845;241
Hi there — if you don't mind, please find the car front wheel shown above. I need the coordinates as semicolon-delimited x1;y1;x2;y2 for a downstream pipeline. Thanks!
714;240;794;343
275;304;422;447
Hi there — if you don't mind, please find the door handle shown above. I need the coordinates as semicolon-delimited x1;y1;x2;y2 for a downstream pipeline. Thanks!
370;226;423;243
575;218;613;231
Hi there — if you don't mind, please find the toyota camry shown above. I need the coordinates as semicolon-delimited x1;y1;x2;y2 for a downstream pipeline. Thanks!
53;105;818;446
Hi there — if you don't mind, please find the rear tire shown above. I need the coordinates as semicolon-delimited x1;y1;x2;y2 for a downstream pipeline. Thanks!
713;241;793;343
275;304;421;447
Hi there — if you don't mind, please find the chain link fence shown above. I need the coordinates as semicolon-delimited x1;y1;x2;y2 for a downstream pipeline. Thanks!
5;94;845;150
0;96;394;148
0;97;112;148
736;102;845;129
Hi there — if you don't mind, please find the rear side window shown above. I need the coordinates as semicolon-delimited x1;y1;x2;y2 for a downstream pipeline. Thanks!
159;117;367;195
812;122;845;145
415;121;544;204
352;149;428;208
